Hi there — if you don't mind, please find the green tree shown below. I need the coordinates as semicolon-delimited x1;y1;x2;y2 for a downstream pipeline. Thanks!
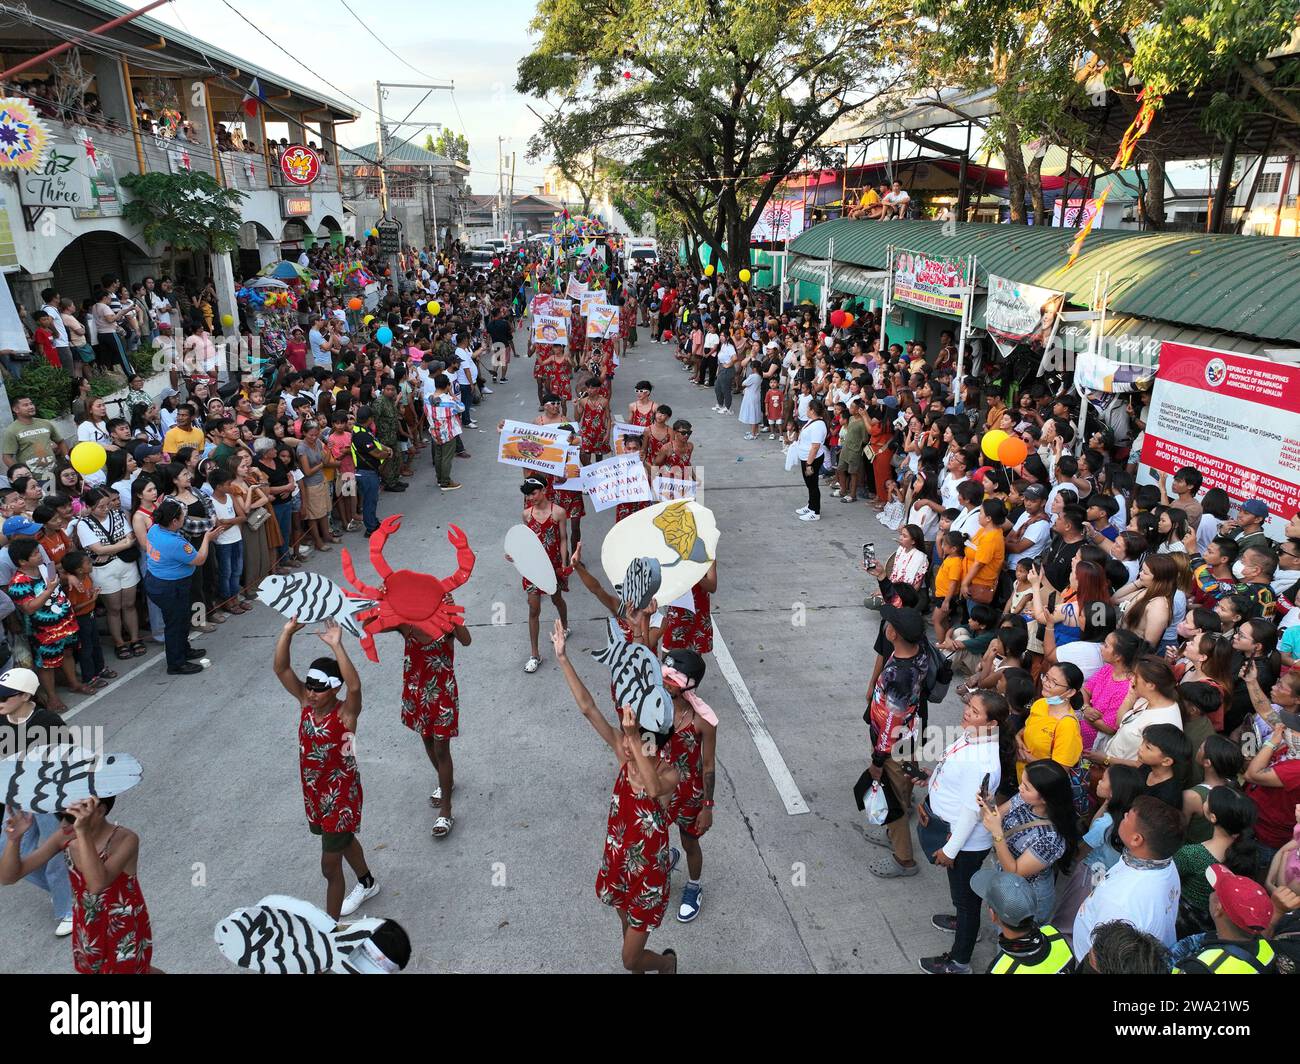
517;0;909;277
119;169;246;253
424;128;470;164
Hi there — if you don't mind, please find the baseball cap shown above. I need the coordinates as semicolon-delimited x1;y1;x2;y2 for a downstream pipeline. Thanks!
1023;484;1048;501
133;442;162;462
1206;864;1272;933
1240;499;1269;518
971;868;1037;926
0;667;40;700
342;920;411;973
1;516;40;537
879;604;924;644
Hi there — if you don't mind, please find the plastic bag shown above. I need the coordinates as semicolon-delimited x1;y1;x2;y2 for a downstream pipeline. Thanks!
864;780;889;826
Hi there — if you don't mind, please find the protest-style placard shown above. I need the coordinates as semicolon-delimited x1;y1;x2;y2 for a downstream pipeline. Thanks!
566;276;586;301
580;453;653;512
554;445;584;491
586;303;619;339
612;421;645;455
498;419;572;477
532;314;569;347
653;476;697;502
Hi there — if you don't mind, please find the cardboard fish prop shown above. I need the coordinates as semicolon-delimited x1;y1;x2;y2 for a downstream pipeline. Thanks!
0;745;142;813
618;557;661;612
215;895;401;974
592;618;672;734
602;500;718;607
504;524;557;595
256;572;377;637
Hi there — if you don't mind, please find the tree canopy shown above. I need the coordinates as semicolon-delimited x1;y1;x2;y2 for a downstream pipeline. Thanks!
119;169;246;253
425;129;470;164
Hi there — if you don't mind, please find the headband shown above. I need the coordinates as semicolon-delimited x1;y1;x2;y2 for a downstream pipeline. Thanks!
662;666;717;726
305;668;342;690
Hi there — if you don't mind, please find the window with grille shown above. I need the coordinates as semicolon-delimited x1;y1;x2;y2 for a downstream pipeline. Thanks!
1258;171;1281;194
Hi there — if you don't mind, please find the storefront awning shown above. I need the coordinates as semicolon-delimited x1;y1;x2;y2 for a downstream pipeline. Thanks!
788;257;888;301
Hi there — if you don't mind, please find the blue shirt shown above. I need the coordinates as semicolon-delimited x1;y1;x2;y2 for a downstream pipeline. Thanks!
146;525;198;580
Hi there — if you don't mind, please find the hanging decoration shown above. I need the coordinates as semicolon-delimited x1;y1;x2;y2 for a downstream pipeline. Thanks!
0;98;51;171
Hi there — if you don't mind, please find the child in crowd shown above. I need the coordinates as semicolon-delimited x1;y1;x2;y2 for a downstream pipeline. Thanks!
931;530;967;643
1134;722;1193;810
62;550;110;689
764;379;784;441
327;412;358;533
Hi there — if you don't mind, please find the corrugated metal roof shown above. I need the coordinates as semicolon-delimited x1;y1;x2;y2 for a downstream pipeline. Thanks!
789;219;1300;344
338;142;454;168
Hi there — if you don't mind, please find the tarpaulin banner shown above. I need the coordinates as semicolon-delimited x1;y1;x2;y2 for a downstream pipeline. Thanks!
1139;341;1300;537
890;249;968;317
985;273;1065;360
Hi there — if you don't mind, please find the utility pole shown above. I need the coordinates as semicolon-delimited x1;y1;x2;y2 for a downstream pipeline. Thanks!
509;151;517;240
497;136;505;238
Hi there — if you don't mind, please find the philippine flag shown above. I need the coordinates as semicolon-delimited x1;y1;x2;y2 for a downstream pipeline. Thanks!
241;78;266;118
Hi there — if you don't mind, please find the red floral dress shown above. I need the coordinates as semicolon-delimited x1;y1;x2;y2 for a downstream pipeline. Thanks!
401;626;459;740
595;762;671;930
661;584;714;655
67;827;153;974
522;508;568;594
643;428;670;467
628;404;656;429
664;717;705;834
541;355;572;401
615;497;650;523
598;338;618;381
299;704;363;834
579;389;611;454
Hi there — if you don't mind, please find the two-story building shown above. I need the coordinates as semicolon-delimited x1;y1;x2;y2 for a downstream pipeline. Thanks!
1;0;357;322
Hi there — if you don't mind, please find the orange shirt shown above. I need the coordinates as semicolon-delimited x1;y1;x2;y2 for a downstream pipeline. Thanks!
963;527;1005;588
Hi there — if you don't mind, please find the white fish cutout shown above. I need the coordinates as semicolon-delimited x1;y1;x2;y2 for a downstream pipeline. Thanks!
214;895;384;974
618;557;661;612
592;618;672;734
256;572;377;637
0;745;143;813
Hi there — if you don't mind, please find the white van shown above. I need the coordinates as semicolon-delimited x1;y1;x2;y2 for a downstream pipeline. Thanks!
626;237;658;269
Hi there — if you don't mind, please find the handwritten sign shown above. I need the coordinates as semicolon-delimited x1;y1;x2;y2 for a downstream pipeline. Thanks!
653;476;697;502
497;419;572;477
580;453;653;512
565;276;587;301
592;618;672;733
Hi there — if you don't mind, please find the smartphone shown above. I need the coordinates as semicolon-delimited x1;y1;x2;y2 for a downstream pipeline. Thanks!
863;543;876;567
978;773;991;803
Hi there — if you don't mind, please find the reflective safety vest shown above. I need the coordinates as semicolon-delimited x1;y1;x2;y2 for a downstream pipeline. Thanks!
989;925;1075;974
350;424;381;469
1174;939;1275;974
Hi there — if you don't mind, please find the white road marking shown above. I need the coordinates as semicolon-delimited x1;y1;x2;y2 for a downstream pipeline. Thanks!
60;651;168;722
710;620;809;815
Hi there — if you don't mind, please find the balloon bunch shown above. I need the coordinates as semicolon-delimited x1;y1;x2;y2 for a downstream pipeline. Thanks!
829;309;856;328
236;286;267;308
981;430;1029;468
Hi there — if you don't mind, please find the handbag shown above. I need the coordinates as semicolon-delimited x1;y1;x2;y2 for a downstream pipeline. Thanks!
245;506;271;531
75;343;96;363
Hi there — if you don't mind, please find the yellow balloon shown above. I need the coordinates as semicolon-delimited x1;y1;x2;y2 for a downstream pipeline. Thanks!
70;441;107;476
981;429;1010;461
704;264;715;277
428;301;441;316
363;314;374;325
220;313;234;328
739;269;752;283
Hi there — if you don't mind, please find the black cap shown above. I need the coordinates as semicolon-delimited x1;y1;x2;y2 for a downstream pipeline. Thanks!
880;604;925;644
661;648;705;689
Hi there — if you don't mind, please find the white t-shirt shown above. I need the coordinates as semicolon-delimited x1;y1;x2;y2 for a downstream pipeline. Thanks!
1056;639;1105;682
795;419;827;462
77;420;112;446
951;506;981;538
210;492;243;545
717;342;737;369
1072;854;1180;959
1007;511;1051;566
1102;701;1183;761
883;189;910;209
455;346;477;387
939;472;968;511
703;332;720;352
41;304;69;347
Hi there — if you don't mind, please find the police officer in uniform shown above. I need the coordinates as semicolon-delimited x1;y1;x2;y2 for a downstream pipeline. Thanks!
1173;864;1277;974
971;869;1076;974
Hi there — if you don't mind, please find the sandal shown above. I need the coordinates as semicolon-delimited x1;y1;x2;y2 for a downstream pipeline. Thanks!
97;668;118;680
114;644;132;661
663;948;678;974
129;642;148;657
431;815;454;839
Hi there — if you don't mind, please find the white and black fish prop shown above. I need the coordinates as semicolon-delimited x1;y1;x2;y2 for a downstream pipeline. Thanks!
214;895;390;974
256;572;376;637
617;556;661;612
591;618;672;734
0;744;143;813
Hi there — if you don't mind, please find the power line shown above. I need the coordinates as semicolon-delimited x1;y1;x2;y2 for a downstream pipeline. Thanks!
337;0;438;83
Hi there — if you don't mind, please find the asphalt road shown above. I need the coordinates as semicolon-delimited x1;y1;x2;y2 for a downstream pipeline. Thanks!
1;326;1000;974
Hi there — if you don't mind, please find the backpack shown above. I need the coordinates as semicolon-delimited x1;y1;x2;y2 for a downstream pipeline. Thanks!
919;631;953;702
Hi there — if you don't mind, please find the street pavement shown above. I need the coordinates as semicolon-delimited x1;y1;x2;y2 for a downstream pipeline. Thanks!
1;326;1001;974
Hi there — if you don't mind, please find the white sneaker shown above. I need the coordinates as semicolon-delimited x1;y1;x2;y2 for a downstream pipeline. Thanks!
799;512;821;522
54;917;73;937
339;880;380;917
795;506;811;516
482;386;494;394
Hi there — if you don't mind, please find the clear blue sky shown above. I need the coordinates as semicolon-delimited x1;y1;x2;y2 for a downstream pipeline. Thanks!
130;0;547;195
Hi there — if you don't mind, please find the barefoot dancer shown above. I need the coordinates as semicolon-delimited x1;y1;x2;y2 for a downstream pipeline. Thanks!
508;476;570;674
273;619;378;920
552;619;679;974
1;795;159;973
398;611;471;839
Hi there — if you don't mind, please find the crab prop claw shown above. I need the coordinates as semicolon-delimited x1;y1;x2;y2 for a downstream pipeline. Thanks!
443;524;476;592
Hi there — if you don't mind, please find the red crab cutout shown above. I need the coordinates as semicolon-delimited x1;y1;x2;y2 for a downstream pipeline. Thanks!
340;515;475;662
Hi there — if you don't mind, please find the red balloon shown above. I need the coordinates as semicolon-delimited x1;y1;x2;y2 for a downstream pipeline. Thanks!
998;436;1029;467
829;309;846;328
664;331;673;340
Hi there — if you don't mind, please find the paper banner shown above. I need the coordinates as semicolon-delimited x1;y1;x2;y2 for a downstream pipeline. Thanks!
579;289;604;317
612;421;644;455
566;276;586;300
580;452;653;512
653;476;697;502
532;314;569;348
554;445;584;491
498;419;572;476
586;303;619;339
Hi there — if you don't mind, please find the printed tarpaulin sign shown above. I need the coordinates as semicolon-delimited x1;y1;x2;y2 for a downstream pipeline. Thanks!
580;453;653;512
891;249;969;317
532;314;569;348
554;445;583;491
1074;350;1157;394
579;289;605;317
529;293;554;318
497;419;572;477
1139;341;1300;539
984;274;1065;359
653;476;697;501
612;421;644;455
586;302;619;339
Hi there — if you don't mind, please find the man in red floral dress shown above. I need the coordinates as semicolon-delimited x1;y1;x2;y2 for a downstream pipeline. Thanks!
274;619;378;921
398;605;471;840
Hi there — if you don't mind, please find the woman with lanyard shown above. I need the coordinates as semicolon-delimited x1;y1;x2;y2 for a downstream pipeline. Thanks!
978;759;1081;923
794;398;828;523
76;398;113;449
130;476;168;648
74;487;143;661
144;498;217;676
1086;655;1183;769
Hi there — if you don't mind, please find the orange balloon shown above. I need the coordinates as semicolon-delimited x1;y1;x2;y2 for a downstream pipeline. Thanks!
348;297;363;311
843;312;855;327
998;436;1028;467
